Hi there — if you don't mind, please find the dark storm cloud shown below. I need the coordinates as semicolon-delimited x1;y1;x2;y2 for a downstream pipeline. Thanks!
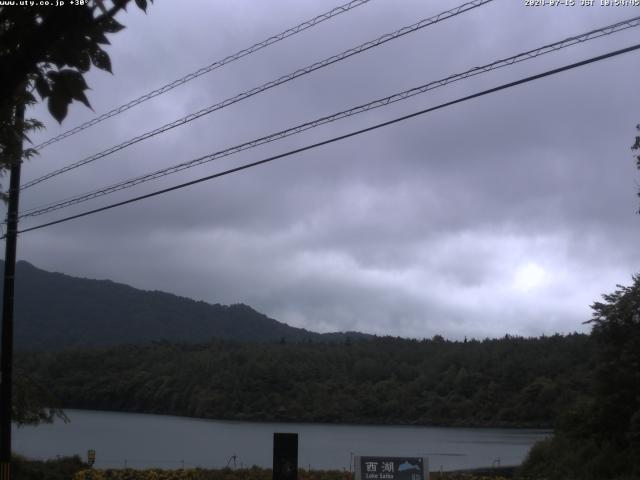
7;0;640;338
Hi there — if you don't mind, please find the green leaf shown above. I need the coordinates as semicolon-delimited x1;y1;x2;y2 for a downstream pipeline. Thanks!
53;70;92;109
91;30;111;46
102;18;125;33
24;118;44;131
57;69;89;91
34;75;51;99
23;148;39;160
48;94;69;123
76;51;91;73
73;90;92;109
89;46;112;73
23;91;36;105
112;0;129;10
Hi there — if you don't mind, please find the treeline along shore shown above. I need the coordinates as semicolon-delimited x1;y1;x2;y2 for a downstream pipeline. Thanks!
19;333;592;428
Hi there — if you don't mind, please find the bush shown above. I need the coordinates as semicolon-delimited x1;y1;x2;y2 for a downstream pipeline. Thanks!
13;454;89;480
73;468;354;480
72;467;508;480
517;434;640;480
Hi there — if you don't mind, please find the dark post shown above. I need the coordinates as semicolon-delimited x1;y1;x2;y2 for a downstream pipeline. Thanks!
273;433;298;480
0;100;24;480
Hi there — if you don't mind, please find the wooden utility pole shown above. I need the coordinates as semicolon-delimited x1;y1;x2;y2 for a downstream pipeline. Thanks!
0;100;25;480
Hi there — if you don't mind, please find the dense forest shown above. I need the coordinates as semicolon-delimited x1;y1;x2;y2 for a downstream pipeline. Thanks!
19;333;593;428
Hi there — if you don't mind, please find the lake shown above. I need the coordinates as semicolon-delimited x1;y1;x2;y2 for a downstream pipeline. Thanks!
14;410;549;472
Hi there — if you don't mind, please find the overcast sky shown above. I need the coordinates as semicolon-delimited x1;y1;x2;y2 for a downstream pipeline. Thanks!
6;0;640;339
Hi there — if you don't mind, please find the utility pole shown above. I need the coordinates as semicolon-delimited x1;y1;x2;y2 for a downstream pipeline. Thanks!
0;99;25;480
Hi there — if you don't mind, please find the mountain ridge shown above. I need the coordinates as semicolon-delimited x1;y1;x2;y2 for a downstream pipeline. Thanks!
0;259;370;351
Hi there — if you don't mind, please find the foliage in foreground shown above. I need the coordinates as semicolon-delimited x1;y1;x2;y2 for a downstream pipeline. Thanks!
13;363;67;425
72;467;507;480
73;467;350;480
13;454;88;480
12;457;509;480
1;0;153;191
518;275;640;479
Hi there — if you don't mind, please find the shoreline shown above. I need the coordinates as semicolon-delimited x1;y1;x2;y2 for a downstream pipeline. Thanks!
50;407;554;432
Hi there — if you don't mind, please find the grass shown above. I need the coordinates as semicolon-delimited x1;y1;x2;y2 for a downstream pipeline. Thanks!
12;457;513;480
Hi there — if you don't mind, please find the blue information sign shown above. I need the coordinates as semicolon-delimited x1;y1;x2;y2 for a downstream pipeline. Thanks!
356;456;428;480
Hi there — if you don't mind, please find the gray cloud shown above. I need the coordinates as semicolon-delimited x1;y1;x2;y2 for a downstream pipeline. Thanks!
8;0;640;339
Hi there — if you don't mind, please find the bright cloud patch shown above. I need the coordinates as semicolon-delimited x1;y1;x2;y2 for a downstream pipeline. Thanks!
513;262;548;293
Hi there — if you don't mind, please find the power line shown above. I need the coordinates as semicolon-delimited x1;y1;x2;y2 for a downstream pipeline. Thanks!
12;43;640;237
19;14;640;219
21;0;494;190
32;0;373;151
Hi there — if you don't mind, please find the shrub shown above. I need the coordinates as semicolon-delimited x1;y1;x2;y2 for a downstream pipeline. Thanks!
13;454;88;480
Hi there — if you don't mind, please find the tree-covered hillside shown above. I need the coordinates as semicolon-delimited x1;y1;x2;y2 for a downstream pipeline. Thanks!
20;334;593;428
1;260;368;351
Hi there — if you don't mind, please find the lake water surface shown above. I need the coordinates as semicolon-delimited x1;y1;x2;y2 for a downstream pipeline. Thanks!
14;410;549;472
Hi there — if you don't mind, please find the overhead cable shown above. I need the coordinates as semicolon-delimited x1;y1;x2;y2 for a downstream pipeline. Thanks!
12;42;640;237
21;0;494;190
32;0;374;151
19;14;640;219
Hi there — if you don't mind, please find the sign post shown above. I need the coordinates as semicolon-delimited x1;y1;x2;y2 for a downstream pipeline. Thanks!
355;457;429;480
87;450;96;468
273;433;298;480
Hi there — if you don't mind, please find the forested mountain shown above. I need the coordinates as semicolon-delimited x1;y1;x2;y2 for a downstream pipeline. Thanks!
1;260;369;351
19;333;593;428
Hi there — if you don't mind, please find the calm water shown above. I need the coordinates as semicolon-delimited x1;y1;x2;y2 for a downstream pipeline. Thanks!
14;410;549;472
